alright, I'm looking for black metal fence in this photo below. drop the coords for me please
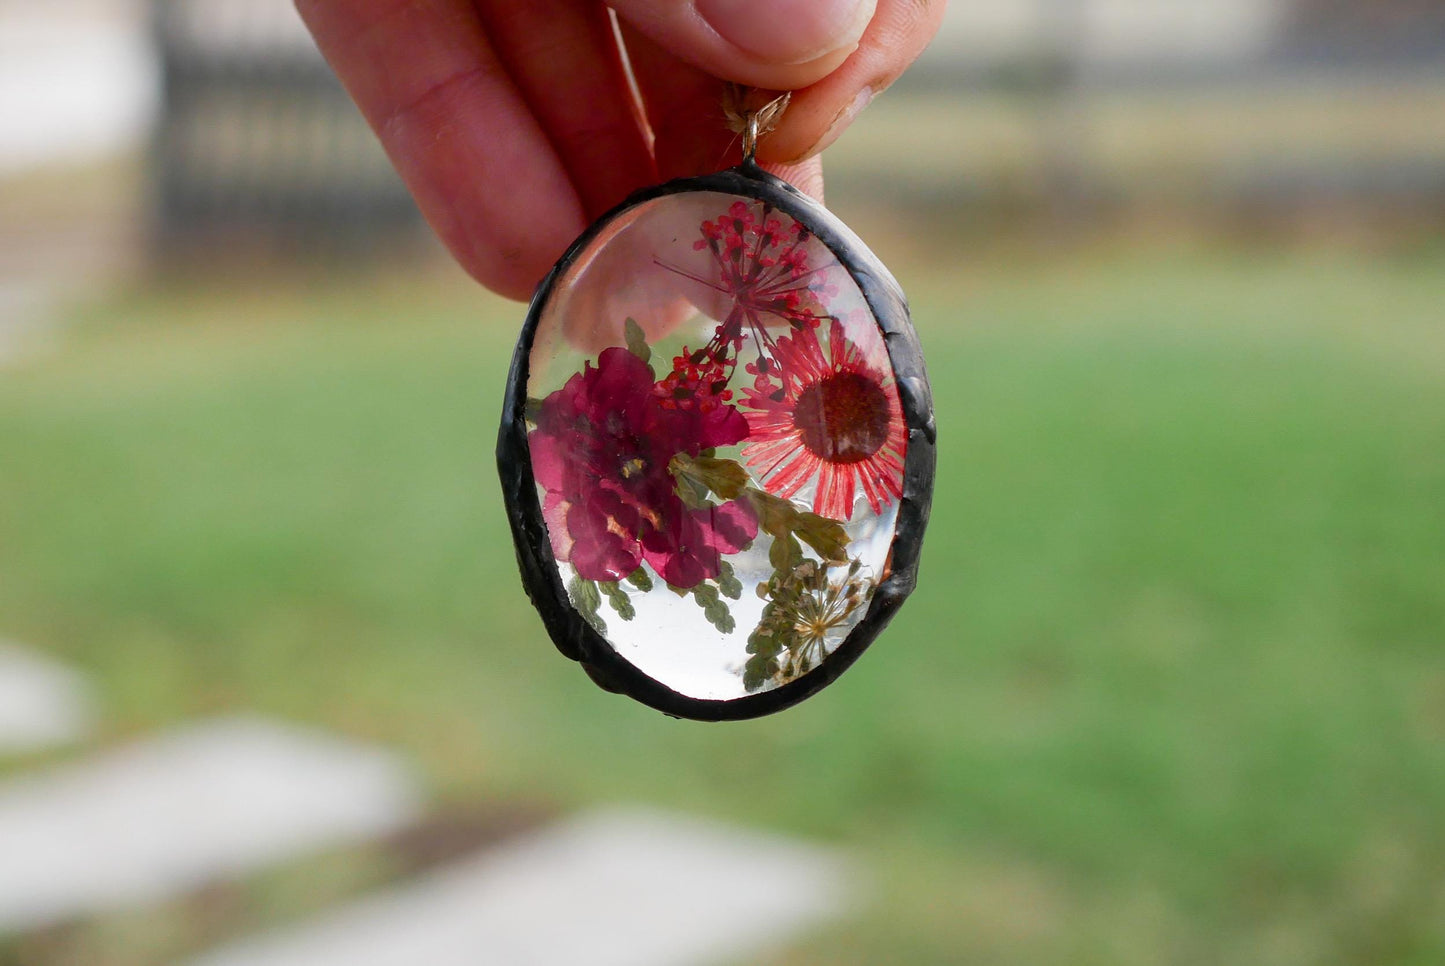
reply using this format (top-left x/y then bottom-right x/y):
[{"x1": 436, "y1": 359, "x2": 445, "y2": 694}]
[{"x1": 149, "y1": 0, "x2": 422, "y2": 258}]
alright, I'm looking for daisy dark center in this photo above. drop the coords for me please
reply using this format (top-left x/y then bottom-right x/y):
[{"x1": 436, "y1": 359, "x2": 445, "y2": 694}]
[{"x1": 792, "y1": 370, "x2": 891, "y2": 464}]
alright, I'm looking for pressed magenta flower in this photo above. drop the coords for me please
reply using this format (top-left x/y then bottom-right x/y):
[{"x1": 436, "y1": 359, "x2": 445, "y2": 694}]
[
  {"x1": 740, "y1": 320, "x2": 906, "y2": 522},
  {"x1": 530, "y1": 347, "x2": 757, "y2": 587}
]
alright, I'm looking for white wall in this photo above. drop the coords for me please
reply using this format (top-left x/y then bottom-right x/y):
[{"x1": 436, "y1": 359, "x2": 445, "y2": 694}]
[{"x1": 0, "y1": 0, "x2": 157, "y2": 174}]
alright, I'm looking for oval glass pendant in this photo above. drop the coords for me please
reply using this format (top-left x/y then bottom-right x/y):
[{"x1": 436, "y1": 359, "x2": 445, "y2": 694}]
[{"x1": 498, "y1": 162, "x2": 934, "y2": 720}]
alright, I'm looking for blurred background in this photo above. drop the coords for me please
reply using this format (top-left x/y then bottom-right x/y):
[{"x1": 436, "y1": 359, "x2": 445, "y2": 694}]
[{"x1": 2, "y1": 1, "x2": 1444, "y2": 964}]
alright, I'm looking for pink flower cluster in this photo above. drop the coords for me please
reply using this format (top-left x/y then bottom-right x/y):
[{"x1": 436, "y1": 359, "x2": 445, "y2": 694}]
[
  {"x1": 694, "y1": 201, "x2": 826, "y2": 332},
  {"x1": 653, "y1": 343, "x2": 735, "y2": 415}
]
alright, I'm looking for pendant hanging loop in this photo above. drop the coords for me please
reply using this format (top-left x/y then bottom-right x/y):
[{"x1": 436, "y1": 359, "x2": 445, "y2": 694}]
[
  {"x1": 723, "y1": 85, "x2": 791, "y2": 165},
  {"x1": 742, "y1": 112, "x2": 761, "y2": 164}
]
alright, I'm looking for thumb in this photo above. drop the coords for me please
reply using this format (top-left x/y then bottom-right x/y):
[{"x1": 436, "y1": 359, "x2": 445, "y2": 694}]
[{"x1": 608, "y1": 0, "x2": 876, "y2": 92}]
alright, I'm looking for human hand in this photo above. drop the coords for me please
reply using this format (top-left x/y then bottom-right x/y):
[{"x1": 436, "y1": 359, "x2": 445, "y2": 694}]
[{"x1": 298, "y1": 0, "x2": 946, "y2": 301}]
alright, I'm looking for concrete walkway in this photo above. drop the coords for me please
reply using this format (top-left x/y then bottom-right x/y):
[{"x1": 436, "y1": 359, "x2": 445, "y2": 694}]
[
  {"x1": 0, "y1": 716, "x2": 422, "y2": 933},
  {"x1": 185, "y1": 807, "x2": 849, "y2": 966},
  {"x1": 0, "y1": 641, "x2": 94, "y2": 754},
  {"x1": 0, "y1": 646, "x2": 850, "y2": 962}
]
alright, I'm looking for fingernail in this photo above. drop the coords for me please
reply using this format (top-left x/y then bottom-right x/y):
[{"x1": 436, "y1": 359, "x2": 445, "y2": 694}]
[
  {"x1": 696, "y1": 0, "x2": 874, "y2": 66},
  {"x1": 807, "y1": 85, "x2": 873, "y2": 157}
]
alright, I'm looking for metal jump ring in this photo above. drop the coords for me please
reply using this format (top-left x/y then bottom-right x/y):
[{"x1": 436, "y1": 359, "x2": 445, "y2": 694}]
[
  {"x1": 725, "y1": 86, "x2": 790, "y2": 165},
  {"x1": 742, "y1": 112, "x2": 761, "y2": 164}
]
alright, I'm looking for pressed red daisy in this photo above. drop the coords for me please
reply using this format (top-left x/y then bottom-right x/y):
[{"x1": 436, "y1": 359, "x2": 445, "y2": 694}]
[{"x1": 740, "y1": 320, "x2": 906, "y2": 522}]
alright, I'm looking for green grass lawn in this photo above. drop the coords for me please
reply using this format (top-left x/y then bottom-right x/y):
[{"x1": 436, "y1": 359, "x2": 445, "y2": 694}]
[{"x1": 1, "y1": 245, "x2": 1443, "y2": 965}]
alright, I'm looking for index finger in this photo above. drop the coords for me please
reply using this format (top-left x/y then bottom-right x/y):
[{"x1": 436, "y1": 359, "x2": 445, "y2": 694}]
[{"x1": 297, "y1": 0, "x2": 586, "y2": 300}]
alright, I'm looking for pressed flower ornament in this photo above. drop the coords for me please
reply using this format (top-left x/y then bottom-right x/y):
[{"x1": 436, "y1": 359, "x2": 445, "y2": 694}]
[{"x1": 498, "y1": 89, "x2": 935, "y2": 720}]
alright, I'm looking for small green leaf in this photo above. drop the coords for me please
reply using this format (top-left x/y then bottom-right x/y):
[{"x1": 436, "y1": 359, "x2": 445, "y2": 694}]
[
  {"x1": 749, "y1": 489, "x2": 797, "y2": 538},
  {"x1": 623, "y1": 317, "x2": 651, "y2": 363},
  {"x1": 690, "y1": 584, "x2": 735, "y2": 633},
  {"x1": 673, "y1": 472, "x2": 712, "y2": 510},
  {"x1": 794, "y1": 511, "x2": 849, "y2": 562},
  {"x1": 625, "y1": 567, "x2": 653, "y2": 592},
  {"x1": 706, "y1": 602, "x2": 735, "y2": 634},
  {"x1": 598, "y1": 581, "x2": 635, "y2": 621},
  {"x1": 568, "y1": 575, "x2": 606, "y2": 634},
  {"x1": 743, "y1": 653, "x2": 776, "y2": 692},
  {"x1": 692, "y1": 457, "x2": 750, "y2": 499},
  {"x1": 768, "y1": 533, "x2": 803, "y2": 572},
  {"x1": 716, "y1": 560, "x2": 743, "y2": 600},
  {"x1": 670, "y1": 453, "x2": 750, "y2": 502}
]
